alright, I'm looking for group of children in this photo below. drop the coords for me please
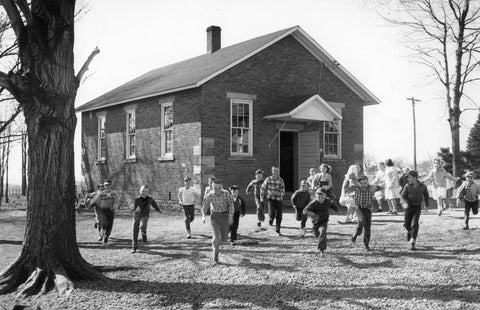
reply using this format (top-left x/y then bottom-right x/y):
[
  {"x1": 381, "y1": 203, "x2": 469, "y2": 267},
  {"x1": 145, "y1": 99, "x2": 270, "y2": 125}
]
[
  {"x1": 84, "y1": 160, "x2": 479, "y2": 260},
  {"x1": 295, "y1": 159, "x2": 479, "y2": 252}
]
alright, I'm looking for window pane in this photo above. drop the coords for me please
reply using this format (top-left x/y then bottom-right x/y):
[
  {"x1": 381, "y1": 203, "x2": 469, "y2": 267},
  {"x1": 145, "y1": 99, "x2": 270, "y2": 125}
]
[
  {"x1": 326, "y1": 121, "x2": 339, "y2": 133},
  {"x1": 231, "y1": 128, "x2": 237, "y2": 153},
  {"x1": 243, "y1": 108, "x2": 249, "y2": 128},
  {"x1": 100, "y1": 138, "x2": 106, "y2": 158},
  {"x1": 129, "y1": 135, "x2": 135, "y2": 156},
  {"x1": 232, "y1": 114, "x2": 238, "y2": 127},
  {"x1": 100, "y1": 117, "x2": 106, "y2": 138},
  {"x1": 230, "y1": 100, "x2": 252, "y2": 155},
  {"x1": 128, "y1": 113, "x2": 135, "y2": 134},
  {"x1": 164, "y1": 130, "x2": 172, "y2": 154},
  {"x1": 232, "y1": 103, "x2": 238, "y2": 116},
  {"x1": 242, "y1": 129, "x2": 249, "y2": 153},
  {"x1": 164, "y1": 106, "x2": 173, "y2": 129}
]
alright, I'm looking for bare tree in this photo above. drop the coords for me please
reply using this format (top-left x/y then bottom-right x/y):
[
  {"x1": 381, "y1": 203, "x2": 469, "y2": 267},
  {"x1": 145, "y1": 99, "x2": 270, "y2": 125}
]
[
  {"x1": 0, "y1": 12, "x2": 23, "y2": 135},
  {"x1": 0, "y1": 0, "x2": 101, "y2": 297},
  {"x1": 378, "y1": 0, "x2": 480, "y2": 178},
  {"x1": 363, "y1": 153, "x2": 379, "y2": 174},
  {"x1": 417, "y1": 159, "x2": 433, "y2": 176}
]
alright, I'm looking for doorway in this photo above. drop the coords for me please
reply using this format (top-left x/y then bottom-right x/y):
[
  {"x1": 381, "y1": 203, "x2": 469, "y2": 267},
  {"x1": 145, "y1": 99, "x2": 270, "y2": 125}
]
[{"x1": 279, "y1": 131, "x2": 298, "y2": 192}]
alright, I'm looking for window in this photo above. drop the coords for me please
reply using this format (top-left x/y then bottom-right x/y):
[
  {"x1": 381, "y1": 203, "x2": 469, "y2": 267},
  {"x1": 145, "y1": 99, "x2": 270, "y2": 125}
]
[
  {"x1": 161, "y1": 102, "x2": 173, "y2": 157},
  {"x1": 230, "y1": 99, "x2": 253, "y2": 156},
  {"x1": 126, "y1": 110, "x2": 136, "y2": 159},
  {"x1": 324, "y1": 120, "x2": 341, "y2": 158},
  {"x1": 97, "y1": 115, "x2": 106, "y2": 160}
]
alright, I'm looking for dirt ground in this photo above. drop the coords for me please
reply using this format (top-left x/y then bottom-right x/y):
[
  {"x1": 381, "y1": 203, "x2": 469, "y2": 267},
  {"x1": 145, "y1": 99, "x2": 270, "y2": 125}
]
[{"x1": 0, "y1": 202, "x2": 479, "y2": 310}]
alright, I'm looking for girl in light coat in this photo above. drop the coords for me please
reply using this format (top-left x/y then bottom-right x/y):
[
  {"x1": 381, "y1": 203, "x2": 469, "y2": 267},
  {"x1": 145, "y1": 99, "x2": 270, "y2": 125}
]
[{"x1": 339, "y1": 164, "x2": 361, "y2": 223}]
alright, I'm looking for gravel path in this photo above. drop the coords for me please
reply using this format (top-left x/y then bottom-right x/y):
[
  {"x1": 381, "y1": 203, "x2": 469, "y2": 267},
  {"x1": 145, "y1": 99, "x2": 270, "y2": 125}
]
[{"x1": 0, "y1": 206, "x2": 479, "y2": 309}]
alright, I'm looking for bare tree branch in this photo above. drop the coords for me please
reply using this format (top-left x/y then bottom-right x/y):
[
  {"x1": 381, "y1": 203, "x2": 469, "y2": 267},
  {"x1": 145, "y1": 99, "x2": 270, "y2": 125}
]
[
  {"x1": 0, "y1": 41, "x2": 17, "y2": 58},
  {"x1": 0, "y1": 104, "x2": 21, "y2": 134},
  {"x1": 75, "y1": 46, "x2": 100, "y2": 87},
  {"x1": 14, "y1": 0, "x2": 32, "y2": 25},
  {"x1": 0, "y1": 71, "x2": 11, "y2": 90},
  {"x1": 0, "y1": 136, "x2": 21, "y2": 145},
  {"x1": 463, "y1": 77, "x2": 480, "y2": 83},
  {"x1": 461, "y1": 107, "x2": 480, "y2": 112},
  {"x1": 381, "y1": 0, "x2": 480, "y2": 177},
  {"x1": 0, "y1": 0, "x2": 24, "y2": 39}
]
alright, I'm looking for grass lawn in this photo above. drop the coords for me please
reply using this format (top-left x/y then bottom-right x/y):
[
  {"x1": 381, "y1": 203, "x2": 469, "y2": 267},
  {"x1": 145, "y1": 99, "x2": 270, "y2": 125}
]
[{"x1": 0, "y1": 203, "x2": 479, "y2": 309}]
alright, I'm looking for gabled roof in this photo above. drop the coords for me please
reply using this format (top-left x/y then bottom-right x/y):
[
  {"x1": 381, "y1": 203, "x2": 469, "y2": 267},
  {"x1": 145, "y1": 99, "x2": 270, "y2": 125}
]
[
  {"x1": 76, "y1": 26, "x2": 380, "y2": 113},
  {"x1": 264, "y1": 94, "x2": 342, "y2": 122}
]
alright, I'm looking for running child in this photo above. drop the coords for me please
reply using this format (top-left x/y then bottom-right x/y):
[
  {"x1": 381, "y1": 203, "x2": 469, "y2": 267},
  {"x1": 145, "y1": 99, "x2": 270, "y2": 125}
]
[
  {"x1": 303, "y1": 188, "x2": 339, "y2": 255},
  {"x1": 178, "y1": 176, "x2": 199, "y2": 239},
  {"x1": 291, "y1": 180, "x2": 311, "y2": 236},
  {"x1": 246, "y1": 169, "x2": 265, "y2": 227},
  {"x1": 229, "y1": 185, "x2": 246, "y2": 244}
]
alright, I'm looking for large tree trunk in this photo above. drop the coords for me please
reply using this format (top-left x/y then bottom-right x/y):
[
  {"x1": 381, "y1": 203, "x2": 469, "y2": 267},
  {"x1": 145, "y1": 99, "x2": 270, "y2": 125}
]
[
  {"x1": 0, "y1": 98, "x2": 105, "y2": 297},
  {"x1": 450, "y1": 113, "x2": 462, "y2": 179},
  {"x1": 0, "y1": 0, "x2": 105, "y2": 297}
]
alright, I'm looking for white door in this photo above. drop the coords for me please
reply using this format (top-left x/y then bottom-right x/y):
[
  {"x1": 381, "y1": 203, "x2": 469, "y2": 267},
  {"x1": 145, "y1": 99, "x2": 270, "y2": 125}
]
[{"x1": 298, "y1": 131, "x2": 320, "y2": 183}]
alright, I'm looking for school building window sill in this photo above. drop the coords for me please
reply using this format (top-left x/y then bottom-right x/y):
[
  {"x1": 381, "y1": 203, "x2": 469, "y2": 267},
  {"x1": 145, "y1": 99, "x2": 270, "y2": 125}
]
[
  {"x1": 157, "y1": 155, "x2": 175, "y2": 162},
  {"x1": 124, "y1": 157, "x2": 137, "y2": 163},
  {"x1": 322, "y1": 157, "x2": 344, "y2": 163},
  {"x1": 227, "y1": 155, "x2": 256, "y2": 161},
  {"x1": 95, "y1": 159, "x2": 106, "y2": 165}
]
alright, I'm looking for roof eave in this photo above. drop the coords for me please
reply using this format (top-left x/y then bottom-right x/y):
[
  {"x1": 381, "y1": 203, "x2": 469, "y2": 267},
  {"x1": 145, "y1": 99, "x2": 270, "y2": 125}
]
[
  {"x1": 292, "y1": 28, "x2": 381, "y2": 106},
  {"x1": 264, "y1": 113, "x2": 291, "y2": 120},
  {"x1": 75, "y1": 84, "x2": 199, "y2": 113},
  {"x1": 77, "y1": 25, "x2": 381, "y2": 113}
]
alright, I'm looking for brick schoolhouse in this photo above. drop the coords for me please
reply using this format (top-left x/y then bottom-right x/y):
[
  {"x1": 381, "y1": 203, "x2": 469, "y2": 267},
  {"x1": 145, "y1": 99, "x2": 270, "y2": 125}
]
[{"x1": 76, "y1": 25, "x2": 380, "y2": 209}]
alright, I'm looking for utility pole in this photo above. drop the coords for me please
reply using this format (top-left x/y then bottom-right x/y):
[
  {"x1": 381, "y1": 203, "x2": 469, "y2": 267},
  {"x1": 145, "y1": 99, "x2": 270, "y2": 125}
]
[{"x1": 406, "y1": 97, "x2": 421, "y2": 170}]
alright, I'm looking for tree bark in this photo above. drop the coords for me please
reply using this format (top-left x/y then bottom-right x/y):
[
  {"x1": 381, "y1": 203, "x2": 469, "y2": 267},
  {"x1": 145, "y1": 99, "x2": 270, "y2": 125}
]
[
  {"x1": 0, "y1": 144, "x2": 4, "y2": 205},
  {"x1": 0, "y1": 98, "x2": 106, "y2": 297},
  {"x1": 5, "y1": 138, "x2": 8, "y2": 203},
  {"x1": 0, "y1": 0, "x2": 105, "y2": 297},
  {"x1": 21, "y1": 132, "x2": 27, "y2": 196}
]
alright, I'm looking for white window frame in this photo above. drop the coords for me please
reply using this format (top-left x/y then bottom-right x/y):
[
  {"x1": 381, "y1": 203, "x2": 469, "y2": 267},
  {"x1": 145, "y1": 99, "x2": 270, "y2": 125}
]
[
  {"x1": 160, "y1": 102, "x2": 173, "y2": 158},
  {"x1": 323, "y1": 120, "x2": 342, "y2": 158},
  {"x1": 126, "y1": 109, "x2": 136, "y2": 159},
  {"x1": 230, "y1": 99, "x2": 253, "y2": 156},
  {"x1": 97, "y1": 114, "x2": 106, "y2": 161}
]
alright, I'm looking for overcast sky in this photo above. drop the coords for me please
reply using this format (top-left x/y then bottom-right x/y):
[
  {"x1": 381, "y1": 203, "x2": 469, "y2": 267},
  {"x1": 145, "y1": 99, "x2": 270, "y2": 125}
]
[{"x1": 6, "y1": 0, "x2": 479, "y2": 185}]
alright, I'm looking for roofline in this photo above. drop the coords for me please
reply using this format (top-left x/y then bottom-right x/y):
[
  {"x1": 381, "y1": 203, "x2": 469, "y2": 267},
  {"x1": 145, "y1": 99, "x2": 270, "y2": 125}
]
[
  {"x1": 195, "y1": 26, "x2": 299, "y2": 87},
  {"x1": 75, "y1": 84, "x2": 198, "y2": 113},
  {"x1": 76, "y1": 26, "x2": 299, "y2": 113},
  {"x1": 264, "y1": 95, "x2": 343, "y2": 121},
  {"x1": 289, "y1": 95, "x2": 343, "y2": 120},
  {"x1": 77, "y1": 25, "x2": 380, "y2": 112},
  {"x1": 264, "y1": 113, "x2": 291, "y2": 120},
  {"x1": 292, "y1": 28, "x2": 381, "y2": 106}
]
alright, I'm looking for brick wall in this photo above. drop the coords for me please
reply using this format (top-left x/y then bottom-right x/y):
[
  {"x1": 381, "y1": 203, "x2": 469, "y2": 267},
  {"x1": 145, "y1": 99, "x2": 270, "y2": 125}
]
[
  {"x1": 81, "y1": 89, "x2": 202, "y2": 208},
  {"x1": 198, "y1": 35, "x2": 364, "y2": 209},
  {"x1": 81, "y1": 34, "x2": 367, "y2": 212}
]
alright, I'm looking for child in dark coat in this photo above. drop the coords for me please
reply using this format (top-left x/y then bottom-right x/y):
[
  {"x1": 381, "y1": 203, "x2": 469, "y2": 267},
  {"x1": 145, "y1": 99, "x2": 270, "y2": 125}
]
[
  {"x1": 291, "y1": 180, "x2": 312, "y2": 237},
  {"x1": 303, "y1": 188, "x2": 339, "y2": 255},
  {"x1": 229, "y1": 185, "x2": 246, "y2": 244}
]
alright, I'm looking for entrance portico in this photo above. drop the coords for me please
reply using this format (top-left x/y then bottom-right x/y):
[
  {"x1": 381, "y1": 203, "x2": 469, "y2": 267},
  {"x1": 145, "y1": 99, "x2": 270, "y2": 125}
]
[{"x1": 264, "y1": 94, "x2": 342, "y2": 191}]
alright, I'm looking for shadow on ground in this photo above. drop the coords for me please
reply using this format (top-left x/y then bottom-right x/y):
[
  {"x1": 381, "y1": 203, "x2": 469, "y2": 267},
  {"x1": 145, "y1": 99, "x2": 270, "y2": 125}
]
[{"x1": 76, "y1": 279, "x2": 480, "y2": 310}]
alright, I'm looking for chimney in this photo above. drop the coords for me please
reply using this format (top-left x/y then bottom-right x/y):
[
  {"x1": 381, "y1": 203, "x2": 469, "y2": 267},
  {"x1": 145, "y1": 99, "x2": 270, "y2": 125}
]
[{"x1": 206, "y1": 25, "x2": 221, "y2": 53}]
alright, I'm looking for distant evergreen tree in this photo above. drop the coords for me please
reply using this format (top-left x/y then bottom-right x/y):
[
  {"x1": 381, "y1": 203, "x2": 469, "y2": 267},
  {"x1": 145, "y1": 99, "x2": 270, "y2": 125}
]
[
  {"x1": 436, "y1": 147, "x2": 469, "y2": 176},
  {"x1": 465, "y1": 111, "x2": 480, "y2": 173},
  {"x1": 437, "y1": 147, "x2": 453, "y2": 174}
]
